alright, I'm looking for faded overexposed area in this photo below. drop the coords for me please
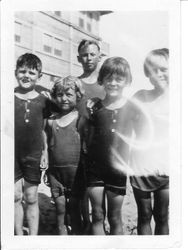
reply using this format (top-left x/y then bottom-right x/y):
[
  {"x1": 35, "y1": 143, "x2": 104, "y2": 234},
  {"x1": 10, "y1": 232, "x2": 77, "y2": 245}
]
[{"x1": 100, "y1": 11, "x2": 168, "y2": 96}]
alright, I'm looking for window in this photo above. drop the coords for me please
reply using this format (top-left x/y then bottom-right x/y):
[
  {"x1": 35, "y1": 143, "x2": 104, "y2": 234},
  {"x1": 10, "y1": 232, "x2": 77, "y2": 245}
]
[
  {"x1": 15, "y1": 22, "x2": 21, "y2": 43},
  {"x1": 54, "y1": 11, "x2": 61, "y2": 17},
  {"x1": 43, "y1": 33, "x2": 63, "y2": 57},
  {"x1": 87, "y1": 23, "x2": 91, "y2": 32},
  {"x1": 87, "y1": 12, "x2": 93, "y2": 19},
  {"x1": 54, "y1": 38, "x2": 62, "y2": 57},
  {"x1": 43, "y1": 34, "x2": 52, "y2": 53},
  {"x1": 79, "y1": 18, "x2": 84, "y2": 28}
]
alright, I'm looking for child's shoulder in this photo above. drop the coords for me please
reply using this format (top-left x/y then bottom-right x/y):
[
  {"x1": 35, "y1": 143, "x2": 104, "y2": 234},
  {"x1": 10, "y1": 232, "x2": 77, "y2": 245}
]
[
  {"x1": 47, "y1": 113, "x2": 59, "y2": 121},
  {"x1": 132, "y1": 89, "x2": 153, "y2": 103},
  {"x1": 90, "y1": 97, "x2": 103, "y2": 111}
]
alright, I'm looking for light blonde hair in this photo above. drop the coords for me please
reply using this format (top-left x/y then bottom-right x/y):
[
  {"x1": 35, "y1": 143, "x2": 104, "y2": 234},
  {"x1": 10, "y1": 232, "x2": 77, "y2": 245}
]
[{"x1": 51, "y1": 75, "x2": 85, "y2": 101}]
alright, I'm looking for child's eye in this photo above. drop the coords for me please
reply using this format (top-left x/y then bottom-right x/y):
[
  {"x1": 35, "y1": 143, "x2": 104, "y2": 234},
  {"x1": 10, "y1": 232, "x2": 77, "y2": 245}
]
[
  {"x1": 19, "y1": 70, "x2": 26, "y2": 74},
  {"x1": 161, "y1": 68, "x2": 168, "y2": 72},
  {"x1": 116, "y1": 78, "x2": 124, "y2": 82},
  {"x1": 29, "y1": 71, "x2": 36, "y2": 75}
]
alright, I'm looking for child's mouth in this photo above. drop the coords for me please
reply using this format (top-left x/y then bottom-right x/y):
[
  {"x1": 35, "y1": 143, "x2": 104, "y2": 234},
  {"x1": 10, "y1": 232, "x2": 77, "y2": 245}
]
[{"x1": 22, "y1": 79, "x2": 30, "y2": 83}]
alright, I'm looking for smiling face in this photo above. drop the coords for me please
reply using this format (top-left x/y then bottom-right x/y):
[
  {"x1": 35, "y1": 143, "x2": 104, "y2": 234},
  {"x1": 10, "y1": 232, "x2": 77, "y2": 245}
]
[
  {"x1": 103, "y1": 74, "x2": 127, "y2": 100},
  {"x1": 77, "y1": 44, "x2": 101, "y2": 73},
  {"x1": 147, "y1": 55, "x2": 169, "y2": 91},
  {"x1": 16, "y1": 66, "x2": 41, "y2": 91},
  {"x1": 55, "y1": 87, "x2": 77, "y2": 113}
]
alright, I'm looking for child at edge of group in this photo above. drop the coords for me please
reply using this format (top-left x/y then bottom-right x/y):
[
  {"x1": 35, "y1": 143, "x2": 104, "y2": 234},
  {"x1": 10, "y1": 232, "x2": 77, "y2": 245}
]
[
  {"x1": 14, "y1": 53, "x2": 50, "y2": 235},
  {"x1": 130, "y1": 48, "x2": 169, "y2": 235},
  {"x1": 45, "y1": 76, "x2": 85, "y2": 235},
  {"x1": 85, "y1": 56, "x2": 135, "y2": 235}
]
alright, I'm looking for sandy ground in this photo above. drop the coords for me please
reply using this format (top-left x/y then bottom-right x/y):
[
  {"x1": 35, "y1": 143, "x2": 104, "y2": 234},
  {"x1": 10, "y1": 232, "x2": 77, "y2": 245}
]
[{"x1": 36, "y1": 178, "x2": 138, "y2": 235}]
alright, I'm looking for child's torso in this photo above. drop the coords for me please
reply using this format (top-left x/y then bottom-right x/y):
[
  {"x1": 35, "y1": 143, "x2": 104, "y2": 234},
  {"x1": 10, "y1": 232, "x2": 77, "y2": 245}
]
[
  {"x1": 88, "y1": 100, "x2": 135, "y2": 167},
  {"x1": 131, "y1": 92, "x2": 169, "y2": 177},
  {"x1": 80, "y1": 79, "x2": 105, "y2": 100},
  {"x1": 15, "y1": 94, "x2": 49, "y2": 155},
  {"x1": 48, "y1": 116, "x2": 81, "y2": 167}
]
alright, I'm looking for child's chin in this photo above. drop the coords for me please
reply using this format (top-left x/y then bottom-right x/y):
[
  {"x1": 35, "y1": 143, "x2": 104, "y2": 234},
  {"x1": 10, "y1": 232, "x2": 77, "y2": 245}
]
[
  {"x1": 60, "y1": 106, "x2": 72, "y2": 112},
  {"x1": 20, "y1": 85, "x2": 35, "y2": 92}
]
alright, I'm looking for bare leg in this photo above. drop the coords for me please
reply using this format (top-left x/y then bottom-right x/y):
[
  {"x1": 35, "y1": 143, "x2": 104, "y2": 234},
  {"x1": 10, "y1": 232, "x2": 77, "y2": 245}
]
[
  {"x1": 24, "y1": 181, "x2": 39, "y2": 235},
  {"x1": 81, "y1": 191, "x2": 91, "y2": 234},
  {"x1": 55, "y1": 196, "x2": 67, "y2": 235},
  {"x1": 153, "y1": 188, "x2": 169, "y2": 235},
  {"x1": 133, "y1": 188, "x2": 152, "y2": 235},
  {"x1": 87, "y1": 186, "x2": 105, "y2": 235},
  {"x1": 14, "y1": 179, "x2": 24, "y2": 235},
  {"x1": 106, "y1": 190, "x2": 124, "y2": 235}
]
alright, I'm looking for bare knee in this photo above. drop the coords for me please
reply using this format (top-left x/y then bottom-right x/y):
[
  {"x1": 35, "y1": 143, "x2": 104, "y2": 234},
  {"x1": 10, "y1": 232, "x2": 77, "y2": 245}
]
[
  {"x1": 108, "y1": 209, "x2": 122, "y2": 226},
  {"x1": 55, "y1": 196, "x2": 66, "y2": 215},
  {"x1": 92, "y1": 207, "x2": 104, "y2": 223},
  {"x1": 15, "y1": 189, "x2": 23, "y2": 203},
  {"x1": 138, "y1": 209, "x2": 152, "y2": 223},
  {"x1": 153, "y1": 210, "x2": 168, "y2": 224},
  {"x1": 24, "y1": 192, "x2": 38, "y2": 205}
]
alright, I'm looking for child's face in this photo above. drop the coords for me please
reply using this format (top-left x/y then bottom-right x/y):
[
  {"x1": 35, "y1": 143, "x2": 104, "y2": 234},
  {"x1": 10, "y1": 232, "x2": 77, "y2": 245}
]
[
  {"x1": 16, "y1": 66, "x2": 41, "y2": 91},
  {"x1": 103, "y1": 74, "x2": 127, "y2": 99},
  {"x1": 78, "y1": 44, "x2": 101, "y2": 73},
  {"x1": 148, "y1": 56, "x2": 169, "y2": 91},
  {"x1": 55, "y1": 87, "x2": 77, "y2": 113}
]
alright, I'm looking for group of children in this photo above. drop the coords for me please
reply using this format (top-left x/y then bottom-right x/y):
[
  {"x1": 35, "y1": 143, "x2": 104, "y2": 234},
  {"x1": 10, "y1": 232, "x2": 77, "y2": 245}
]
[{"x1": 14, "y1": 39, "x2": 169, "y2": 236}]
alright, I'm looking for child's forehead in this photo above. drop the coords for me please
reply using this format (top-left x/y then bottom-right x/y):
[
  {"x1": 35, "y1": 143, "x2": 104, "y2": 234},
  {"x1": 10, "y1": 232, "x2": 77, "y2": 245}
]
[
  {"x1": 56, "y1": 85, "x2": 75, "y2": 93},
  {"x1": 105, "y1": 73, "x2": 127, "y2": 79},
  {"x1": 17, "y1": 65, "x2": 38, "y2": 71},
  {"x1": 148, "y1": 55, "x2": 168, "y2": 68}
]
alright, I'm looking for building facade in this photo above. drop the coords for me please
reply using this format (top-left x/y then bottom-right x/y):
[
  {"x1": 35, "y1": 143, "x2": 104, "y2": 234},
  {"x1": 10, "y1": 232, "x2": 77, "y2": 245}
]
[{"x1": 15, "y1": 11, "x2": 110, "y2": 89}]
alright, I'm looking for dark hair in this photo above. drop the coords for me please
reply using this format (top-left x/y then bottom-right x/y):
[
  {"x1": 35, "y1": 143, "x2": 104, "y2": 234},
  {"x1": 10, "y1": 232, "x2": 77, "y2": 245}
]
[
  {"x1": 144, "y1": 48, "x2": 169, "y2": 77},
  {"x1": 97, "y1": 57, "x2": 132, "y2": 85},
  {"x1": 78, "y1": 39, "x2": 100, "y2": 53},
  {"x1": 51, "y1": 75, "x2": 85, "y2": 100},
  {"x1": 16, "y1": 53, "x2": 42, "y2": 73}
]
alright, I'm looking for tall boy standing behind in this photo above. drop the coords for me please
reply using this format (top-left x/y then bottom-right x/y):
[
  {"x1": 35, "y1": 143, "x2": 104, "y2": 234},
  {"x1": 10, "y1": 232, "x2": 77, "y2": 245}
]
[
  {"x1": 76, "y1": 40, "x2": 106, "y2": 233},
  {"x1": 77, "y1": 40, "x2": 106, "y2": 113},
  {"x1": 14, "y1": 53, "x2": 50, "y2": 235}
]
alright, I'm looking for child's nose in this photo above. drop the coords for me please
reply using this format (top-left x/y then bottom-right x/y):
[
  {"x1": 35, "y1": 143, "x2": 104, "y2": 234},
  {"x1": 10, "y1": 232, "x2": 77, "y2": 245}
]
[
  {"x1": 157, "y1": 69, "x2": 163, "y2": 76},
  {"x1": 24, "y1": 71, "x2": 30, "y2": 77},
  {"x1": 62, "y1": 95, "x2": 67, "y2": 101},
  {"x1": 110, "y1": 79, "x2": 116, "y2": 85},
  {"x1": 87, "y1": 54, "x2": 92, "y2": 60}
]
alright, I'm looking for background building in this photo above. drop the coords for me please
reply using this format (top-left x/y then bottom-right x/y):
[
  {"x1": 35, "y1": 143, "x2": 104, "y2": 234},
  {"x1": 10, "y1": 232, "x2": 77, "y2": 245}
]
[{"x1": 14, "y1": 11, "x2": 111, "y2": 89}]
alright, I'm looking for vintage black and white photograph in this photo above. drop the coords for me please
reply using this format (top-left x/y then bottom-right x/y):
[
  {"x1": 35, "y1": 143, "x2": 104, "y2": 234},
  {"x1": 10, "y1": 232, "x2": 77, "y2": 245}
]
[{"x1": 1, "y1": 0, "x2": 181, "y2": 249}]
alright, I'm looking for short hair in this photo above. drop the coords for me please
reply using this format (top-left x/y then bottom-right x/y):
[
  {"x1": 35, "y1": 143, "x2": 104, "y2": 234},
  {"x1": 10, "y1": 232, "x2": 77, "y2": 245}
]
[
  {"x1": 51, "y1": 75, "x2": 85, "y2": 100},
  {"x1": 144, "y1": 48, "x2": 169, "y2": 77},
  {"x1": 16, "y1": 53, "x2": 42, "y2": 73},
  {"x1": 97, "y1": 57, "x2": 132, "y2": 85},
  {"x1": 78, "y1": 39, "x2": 100, "y2": 53}
]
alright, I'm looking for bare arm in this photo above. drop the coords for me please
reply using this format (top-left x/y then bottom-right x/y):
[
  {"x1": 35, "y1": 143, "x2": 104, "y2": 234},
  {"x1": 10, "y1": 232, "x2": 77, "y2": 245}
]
[{"x1": 40, "y1": 119, "x2": 49, "y2": 171}]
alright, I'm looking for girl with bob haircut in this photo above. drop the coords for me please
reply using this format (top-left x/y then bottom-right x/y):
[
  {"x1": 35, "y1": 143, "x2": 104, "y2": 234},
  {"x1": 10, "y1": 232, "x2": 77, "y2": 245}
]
[{"x1": 85, "y1": 57, "x2": 136, "y2": 235}]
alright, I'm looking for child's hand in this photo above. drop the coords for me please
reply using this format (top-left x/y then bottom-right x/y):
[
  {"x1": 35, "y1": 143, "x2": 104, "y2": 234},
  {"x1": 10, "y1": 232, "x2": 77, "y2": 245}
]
[
  {"x1": 40, "y1": 150, "x2": 49, "y2": 171},
  {"x1": 42, "y1": 171, "x2": 50, "y2": 187},
  {"x1": 86, "y1": 99, "x2": 95, "y2": 113},
  {"x1": 41, "y1": 91, "x2": 52, "y2": 100},
  {"x1": 48, "y1": 174, "x2": 65, "y2": 196}
]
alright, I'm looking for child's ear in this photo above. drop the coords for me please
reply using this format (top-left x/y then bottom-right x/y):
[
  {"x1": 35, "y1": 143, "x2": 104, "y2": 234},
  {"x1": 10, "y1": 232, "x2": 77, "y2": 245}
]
[
  {"x1": 77, "y1": 55, "x2": 81, "y2": 63},
  {"x1": 38, "y1": 73, "x2": 43, "y2": 80},
  {"x1": 98, "y1": 53, "x2": 102, "y2": 62}
]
